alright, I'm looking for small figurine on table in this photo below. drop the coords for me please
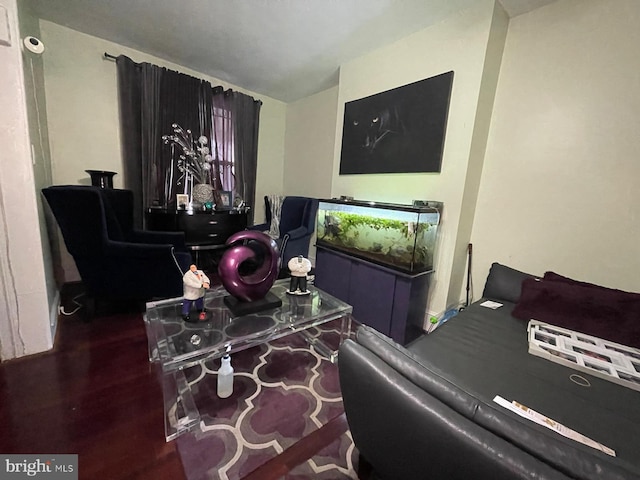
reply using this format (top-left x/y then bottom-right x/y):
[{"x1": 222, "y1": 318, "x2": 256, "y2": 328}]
[
  {"x1": 182, "y1": 264, "x2": 210, "y2": 322},
  {"x1": 287, "y1": 255, "x2": 312, "y2": 295}
]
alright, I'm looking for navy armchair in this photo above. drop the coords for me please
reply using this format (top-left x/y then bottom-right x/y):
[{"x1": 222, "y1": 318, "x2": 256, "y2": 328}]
[
  {"x1": 250, "y1": 195, "x2": 319, "y2": 268},
  {"x1": 42, "y1": 186, "x2": 192, "y2": 317}
]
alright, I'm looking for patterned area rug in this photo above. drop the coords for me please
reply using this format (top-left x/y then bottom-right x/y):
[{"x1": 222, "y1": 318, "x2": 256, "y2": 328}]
[
  {"x1": 177, "y1": 321, "x2": 358, "y2": 480},
  {"x1": 285, "y1": 429, "x2": 360, "y2": 479}
]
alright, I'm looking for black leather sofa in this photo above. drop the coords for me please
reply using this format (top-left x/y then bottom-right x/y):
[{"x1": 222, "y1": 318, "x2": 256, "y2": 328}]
[{"x1": 338, "y1": 263, "x2": 640, "y2": 480}]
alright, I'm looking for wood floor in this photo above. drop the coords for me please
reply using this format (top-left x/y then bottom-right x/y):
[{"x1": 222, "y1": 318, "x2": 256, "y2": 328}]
[{"x1": 0, "y1": 287, "x2": 361, "y2": 479}]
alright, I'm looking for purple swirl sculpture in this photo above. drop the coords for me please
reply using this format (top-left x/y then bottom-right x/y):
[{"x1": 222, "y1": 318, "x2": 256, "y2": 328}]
[{"x1": 218, "y1": 230, "x2": 281, "y2": 302}]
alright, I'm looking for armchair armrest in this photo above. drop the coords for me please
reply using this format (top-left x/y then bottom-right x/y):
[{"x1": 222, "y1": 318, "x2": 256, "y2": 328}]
[
  {"x1": 127, "y1": 229, "x2": 187, "y2": 250},
  {"x1": 248, "y1": 222, "x2": 270, "y2": 232},
  {"x1": 105, "y1": 240, "x2": 179, "y2": 259},
  {"x1": 283, "y1": 226, "x2": 309, "y2": 240}
]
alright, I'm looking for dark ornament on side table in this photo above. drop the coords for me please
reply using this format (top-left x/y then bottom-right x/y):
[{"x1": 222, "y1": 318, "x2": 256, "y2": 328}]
[
  {"x1": 218, "y1": 230, "x2": 282, "y2": 316},
  {"x1": 86, "y1": 170, "x2": 117, "y2": 189}
]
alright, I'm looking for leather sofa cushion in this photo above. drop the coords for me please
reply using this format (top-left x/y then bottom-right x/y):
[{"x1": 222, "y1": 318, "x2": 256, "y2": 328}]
[{"x1": 482, "y1": 262, "x2": 538, "y2": 303}]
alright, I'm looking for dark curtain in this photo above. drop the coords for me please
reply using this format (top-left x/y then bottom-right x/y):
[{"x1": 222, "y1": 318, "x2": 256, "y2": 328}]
[
  {"x1": 231, "y1": 91, "x2": 261, "y2": 224},
  {"x1": 116, "y1": 56, "x2": 260, "y2": 227},
  {"x1": 156, "y1": 68, "x2": 212, "y2": 209},
  {"x1": 116, "y1": 56, "x2": 143, "y2": 227},
  {"x1": 117, "y1": 57, "x2": 214, "y2": 226},
  {"x1": 140, "y1": 63, "x2": 162, "y2": 219}
]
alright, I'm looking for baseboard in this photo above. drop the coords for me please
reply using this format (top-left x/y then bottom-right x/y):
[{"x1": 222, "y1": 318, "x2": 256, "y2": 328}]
[{"x1": 50, "y1": 289, "x2": 60, "y2": 344}]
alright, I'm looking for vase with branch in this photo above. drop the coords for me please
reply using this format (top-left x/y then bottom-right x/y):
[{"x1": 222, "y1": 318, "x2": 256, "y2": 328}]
[{"x1": 162, "y1": 123, "x2": 215, "y2": 206}]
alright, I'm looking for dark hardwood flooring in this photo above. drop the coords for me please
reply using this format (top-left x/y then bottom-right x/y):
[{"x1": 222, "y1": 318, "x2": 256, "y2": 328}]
[{"x1": 0, "y1": 285, "x2": 364, "y2": 479}]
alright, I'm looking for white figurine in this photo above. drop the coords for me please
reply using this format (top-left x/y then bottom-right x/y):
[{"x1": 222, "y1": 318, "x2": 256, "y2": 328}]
[
  {"x1": 182, "y1": 264, "x2": 210, "y2": 322},
  {"x1": 287, "y1": 255, "x2": 312, "y2": 295}
]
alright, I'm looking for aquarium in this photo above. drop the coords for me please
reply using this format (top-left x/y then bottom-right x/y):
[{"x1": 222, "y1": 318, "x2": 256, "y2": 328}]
[{"x1": 316, "y1": 199, "x2": 442, "y2": 274}]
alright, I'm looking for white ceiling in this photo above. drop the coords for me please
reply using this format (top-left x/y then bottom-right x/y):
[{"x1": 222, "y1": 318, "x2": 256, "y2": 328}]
[{"x1": 24, "y1": 0, "x2": 556, "y2": 103}]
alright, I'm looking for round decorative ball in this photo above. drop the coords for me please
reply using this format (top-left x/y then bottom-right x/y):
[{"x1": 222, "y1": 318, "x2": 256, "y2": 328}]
[{"x1": 192, "y1": 183, "x2": 214, "y2": 204}]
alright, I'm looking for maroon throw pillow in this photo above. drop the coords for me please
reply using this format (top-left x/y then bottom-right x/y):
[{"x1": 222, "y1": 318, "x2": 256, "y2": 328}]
[
  {"x1": 544, "y1": 271, "x2": 610, "y2": 290},
  {"x1": 513, "y1": 277, "x2": 640, "y2": 349}
]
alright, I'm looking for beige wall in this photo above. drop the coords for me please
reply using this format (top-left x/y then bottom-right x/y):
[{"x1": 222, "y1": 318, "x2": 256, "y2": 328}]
[
  {"x1": 470, "y1": 0, "x2": 640, "y2": 298},
  {"x1": 0, "y1": 0, "x2": 53, "y2": 359},
  {"x1": 254, "y1": 99, "x2": 286, "y2": 221},
  {"x1": 39, "y1": 20, "x2": 286, "y2": 214},
  {"x1": 283, "y1": 86, "x2": 338, "y2": 199},
  {"x1": 283, "y1": 86, "x2": 339, "y2": 262},
  {"x1": 330, "y1": 0, "x2": 501, "y2": 316}
]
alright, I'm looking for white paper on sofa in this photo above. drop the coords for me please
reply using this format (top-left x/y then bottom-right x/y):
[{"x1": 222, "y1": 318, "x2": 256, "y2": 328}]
[
  {"x1": 480, "y1": 300, "x2": 503, "y2": 309},
  {"x1": 493, "y1": 395, "x2": 616, "y2": 457}
]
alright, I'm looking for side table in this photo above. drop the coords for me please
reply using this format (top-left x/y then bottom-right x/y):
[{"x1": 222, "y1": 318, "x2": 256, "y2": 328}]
[
  {"x1": 146, "y1": 207, "x2": 249, "y2": 246},
  {"x1": 147, "y1": 208, "x2": 249, "y2": 271}
]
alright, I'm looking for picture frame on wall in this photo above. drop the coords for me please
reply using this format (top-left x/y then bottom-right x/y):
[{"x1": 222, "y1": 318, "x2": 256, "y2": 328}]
[{"x1": 339, "y1": 71, "x2": 454, "y2": 175}]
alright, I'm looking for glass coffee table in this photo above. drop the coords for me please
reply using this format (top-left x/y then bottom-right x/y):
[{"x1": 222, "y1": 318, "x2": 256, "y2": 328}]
[{"x1": 144, "y1": 279, "x2": 353, "y2": 441}]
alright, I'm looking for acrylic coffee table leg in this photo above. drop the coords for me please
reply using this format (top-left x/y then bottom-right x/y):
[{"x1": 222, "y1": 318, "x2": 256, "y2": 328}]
[
  {"x1": 301, "y1": 314, "x2": 352, "y2": 363},
  {"x1": 162, "y1": 368, "x2": 200, "y2": 442},
  {"x1": 330, "y1": 313, "x2": 353, "y2": 363},
  {"x1": 340, "y1": 313, "x2": 353, "y2": 344}
]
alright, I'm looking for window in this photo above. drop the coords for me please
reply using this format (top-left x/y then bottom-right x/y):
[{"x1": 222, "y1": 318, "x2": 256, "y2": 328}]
[{"x1": 210, "y1": 106, "x2": 235, "y2": 192}]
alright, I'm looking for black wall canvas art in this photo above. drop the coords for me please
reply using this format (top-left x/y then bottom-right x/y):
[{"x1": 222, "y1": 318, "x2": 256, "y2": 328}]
[{"x1": 339, "y1": 71, "x2": 454, "y2": 175}]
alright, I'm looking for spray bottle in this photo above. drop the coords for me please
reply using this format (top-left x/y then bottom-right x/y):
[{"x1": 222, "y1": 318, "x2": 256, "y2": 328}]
[{"x1": 217, "y1": 346, "x2": 234, "y2": 399}]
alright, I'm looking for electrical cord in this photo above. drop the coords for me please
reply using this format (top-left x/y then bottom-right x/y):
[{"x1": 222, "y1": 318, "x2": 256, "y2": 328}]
[{"x1": 59, "y1": 293, "x2": 85, "y2": 316}]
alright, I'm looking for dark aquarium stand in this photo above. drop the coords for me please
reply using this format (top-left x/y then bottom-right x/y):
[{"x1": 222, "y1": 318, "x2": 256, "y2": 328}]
[
  {"x1": 313, "y1": 199, "x2": 441, "y2": 345},
  {"x1": 314, "y1": 246, "x2": 430, "y2": 345}
]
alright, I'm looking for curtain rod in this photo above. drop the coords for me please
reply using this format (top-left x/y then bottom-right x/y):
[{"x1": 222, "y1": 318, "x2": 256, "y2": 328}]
[{"x1": 101, "y1": 51, "x2": 262, "y2": 105}]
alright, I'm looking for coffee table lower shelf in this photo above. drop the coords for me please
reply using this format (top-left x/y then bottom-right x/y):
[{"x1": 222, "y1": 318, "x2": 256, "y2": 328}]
[{"x1": 158, "y1": 322, "x2": 349, "y2": 441}]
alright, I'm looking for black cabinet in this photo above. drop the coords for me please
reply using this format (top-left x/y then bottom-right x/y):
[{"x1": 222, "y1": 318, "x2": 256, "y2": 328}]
[
  {"x1": 315, "y1": 246, "x2": 430, "y2": 345},
  {"x1": 146, "y1": 208, "x2": 248, "y2": 246}
]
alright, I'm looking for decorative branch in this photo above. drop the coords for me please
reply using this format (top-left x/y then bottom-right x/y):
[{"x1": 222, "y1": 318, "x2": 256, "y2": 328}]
[{"x1": 162, "y1": 123, "x2": 214, "y2": 185}]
